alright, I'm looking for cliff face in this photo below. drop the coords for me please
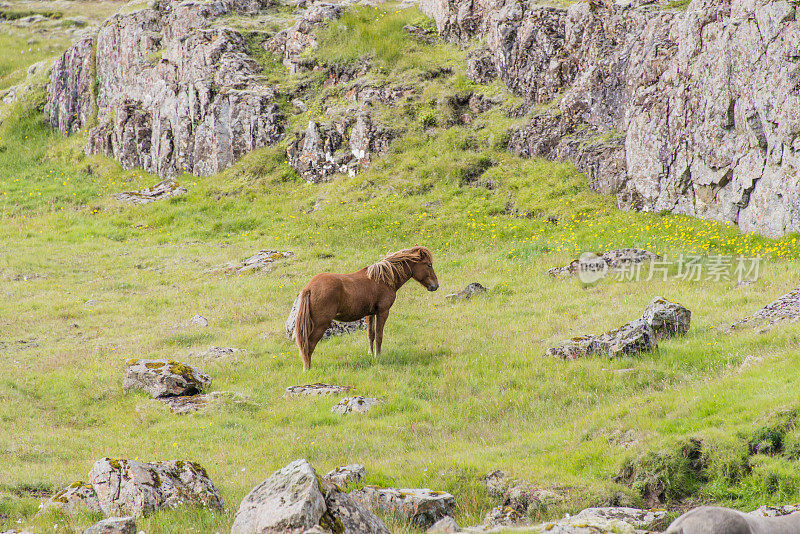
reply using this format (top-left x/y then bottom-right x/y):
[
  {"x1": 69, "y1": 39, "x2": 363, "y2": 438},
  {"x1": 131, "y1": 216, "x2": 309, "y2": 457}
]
[
  {"x1": 423, "y1": 0, "x2": 800, "y2": 237},
  {"x1": 46, "y1": 0, "x2": 284, "y2": 177}
]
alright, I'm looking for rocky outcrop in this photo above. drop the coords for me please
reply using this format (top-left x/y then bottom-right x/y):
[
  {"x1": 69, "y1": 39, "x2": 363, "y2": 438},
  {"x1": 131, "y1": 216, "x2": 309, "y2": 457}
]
[
  {"x1": 286, "y1": 114, "x2": 394, "y2": 183},
  {"x1": 46, "y1": 0, "x2": 283, "y2": 177},
  {"x1": 266, "y1": 3, "x2": 343, "y2": 73},
  {"x1": 123, "y1": 359, "x2": 211, "y2": 398},
  {"x1": 45, "y1": 36, "x2": 94, "y2": 135},
  {"x1": 422, "y1": 0, "x2": 800, "y2": 237},
  {"x1": 44, "y1": 458, "x2": 222, "y2": 518},
  {"x1": 547, "y1": 297, "x2": 690, "y2": 359},
  {"x1": 352, "y1": 486, "x2": 456, "y2": 529},
  {"x1": 286, "y1": 294, "x2": 365, "y2": 340},
  {"x1": 231, "y1": 459, "x2": 390, "y2": 534}
]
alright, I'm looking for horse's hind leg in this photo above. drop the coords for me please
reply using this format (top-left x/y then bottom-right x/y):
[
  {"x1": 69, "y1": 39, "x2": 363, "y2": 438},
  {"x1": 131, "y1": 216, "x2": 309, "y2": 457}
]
[
  {"x1": 367, "y1": 315, "x2": 375, "y2": 356},
  {"x1": 303, "y1": 323, "x2": 330, "y2": 371}
]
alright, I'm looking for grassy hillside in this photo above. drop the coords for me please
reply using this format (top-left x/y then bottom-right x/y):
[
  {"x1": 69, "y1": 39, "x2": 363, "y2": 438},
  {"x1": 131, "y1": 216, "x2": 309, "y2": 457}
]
[{"x1": 2, "y1": 2, "x2": 800, "y2": 533}]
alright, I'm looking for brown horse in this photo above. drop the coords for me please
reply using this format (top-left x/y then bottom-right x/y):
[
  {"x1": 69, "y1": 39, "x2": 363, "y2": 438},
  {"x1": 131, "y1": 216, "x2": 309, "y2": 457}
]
[{"x1": 295, "y1": 246, "x2": 439, "y2": 371}]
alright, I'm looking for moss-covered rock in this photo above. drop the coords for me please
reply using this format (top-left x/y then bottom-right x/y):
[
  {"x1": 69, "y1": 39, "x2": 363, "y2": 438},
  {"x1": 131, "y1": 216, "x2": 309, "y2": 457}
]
[{"x1": 122, "y1": 358, "x2": 211, "y2": 398}]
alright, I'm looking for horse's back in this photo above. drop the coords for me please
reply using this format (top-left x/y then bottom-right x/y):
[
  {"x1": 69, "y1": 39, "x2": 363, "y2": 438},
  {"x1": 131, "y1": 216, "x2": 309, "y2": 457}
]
[{"x1": 303, "y1": 270, "x2": 379, "y2": 322}]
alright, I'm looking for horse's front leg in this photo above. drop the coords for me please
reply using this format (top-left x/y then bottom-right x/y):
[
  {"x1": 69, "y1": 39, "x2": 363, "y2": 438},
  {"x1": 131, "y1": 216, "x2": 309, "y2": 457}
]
[
  {"x1": 375, "y1": 310, "x2": 389, "y2": 358},
  {"x1": 367, "y1": 314, "x2": 375, "y2": 356}
]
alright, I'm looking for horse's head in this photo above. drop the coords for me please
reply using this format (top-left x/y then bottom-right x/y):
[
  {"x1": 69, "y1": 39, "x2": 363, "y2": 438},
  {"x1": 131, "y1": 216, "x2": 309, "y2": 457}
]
[{"x1": 409, "y1": 246, "x2": 439, "y2": 292}]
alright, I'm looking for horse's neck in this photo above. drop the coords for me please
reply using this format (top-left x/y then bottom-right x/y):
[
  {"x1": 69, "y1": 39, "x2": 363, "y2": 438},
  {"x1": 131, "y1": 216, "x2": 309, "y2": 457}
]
[{"x1": 392, "y1": 266, "x2": 413, "y2": 290}]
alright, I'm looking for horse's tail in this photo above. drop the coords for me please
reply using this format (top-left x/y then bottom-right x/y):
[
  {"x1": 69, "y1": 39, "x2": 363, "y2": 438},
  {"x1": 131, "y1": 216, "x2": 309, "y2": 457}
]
[{"x1": 295, "y1": 289, "x2": 313, "y2": 361}]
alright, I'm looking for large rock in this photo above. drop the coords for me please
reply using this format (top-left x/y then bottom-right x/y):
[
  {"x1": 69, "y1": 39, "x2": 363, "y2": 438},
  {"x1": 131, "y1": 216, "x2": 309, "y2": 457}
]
[
  {"x1": 324, "y1": 464, "x2": 365, "y2": 487},
  {"x1": 88, "y1": 458, "x2": 222, "y2": 517},
  {"x1": 641, "y1": 297, "x2": 692, "y2": 341},
  {"x1": 422, "y1": 0, "x2": 800, "y2": 237},
  {"x1": 231, "y1": 459, "x2": 390, "y2": 534},
  {"x1": 232, "y1": 459, "x2": 326, "y2": 534},
  {"x1": 547, "y1": 297, "x2": 689, "y2": 360},
  {"x1": 47, "y1": 0, "x2": 283, "y2": 177},
  {"x1": 352, "y1": 486, "x2": 456, "y2": 529},
  {"x1": 572, "y1": 507, "x2": 668, "y2": 530},
  {"x1": 286, "y1": 294, "x2": 365, "y2": 340},
  {"x1": 44, "y1": 458, "x2": 221, "y2": 518},
  {"x1": 733, "y1": 287, "x2": 800, "y2": 329},
  {"x1": 83, "y1": 516, "x2": 136, "y2": 534},
  {"x1": 122, "y1": 359, "x2": 211, "y2": 398}
]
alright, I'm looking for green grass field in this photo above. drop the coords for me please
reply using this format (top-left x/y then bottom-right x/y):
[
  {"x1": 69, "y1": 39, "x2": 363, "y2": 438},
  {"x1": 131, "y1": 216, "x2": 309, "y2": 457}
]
[{"x1": 2, "y1": 1, "x2": 800, "y2": 533}]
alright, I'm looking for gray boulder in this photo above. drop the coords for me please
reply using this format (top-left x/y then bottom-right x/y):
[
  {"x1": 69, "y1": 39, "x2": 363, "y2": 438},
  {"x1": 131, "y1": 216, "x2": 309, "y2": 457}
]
[
  {"x1": 734, "y1": 287, "x2": 800, "y2": 329},
  {"x1": 548, "y1": 297, "x2": 689, "y2": 360},
  {"x1": 286, "y1": 295, "x2": 365, "y2": 340},
  {"x1": 352, "y1": 486, "x2": 456, "y2": 529},
  {"x1": 123, "y1": 359, "x2": 211, "y2": 398},
  {"x1": 324, "y1": 464, "x2": 365, "y2": 487},
  {"x1": 572, "y1": 507, "x2": 668, "y2": 530},
  {"x1": 331, "y1": 397, "x2": 379, "y2": 415},
  {"x1": 43, "y1": 459, "x2": 221, "y2": 518},
  {"x1": 641, "y1": 297, "x2": 691, "y2": 341},
  {"x1": 83, "y1": 516, "x2": 136, "y2": 534},
  {"x1": 324, "y1": 488, "x2": 391, "y2": 534},
  {"x1": 231, "y1": 459, "x2": 389, "y2": 534},
  {"x1": 232, "y1": 459, "x2": 326, "y2": 534},
  {"x1": 88, "y1": 458, "x2": 222, "y2": 517},
  {"x1": 479, "y1": 506, "x2": 530, "y2": 529}
]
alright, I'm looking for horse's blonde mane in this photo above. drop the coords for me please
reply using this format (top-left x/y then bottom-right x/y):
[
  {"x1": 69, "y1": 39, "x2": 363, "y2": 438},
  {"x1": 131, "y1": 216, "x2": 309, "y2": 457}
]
[{"x1": 366, "y1": 246, "x2": 432, "y2": 287}]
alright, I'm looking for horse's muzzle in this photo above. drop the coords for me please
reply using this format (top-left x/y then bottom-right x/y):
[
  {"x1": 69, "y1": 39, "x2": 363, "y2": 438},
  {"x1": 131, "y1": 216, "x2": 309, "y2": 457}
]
[{"x1": 428, "y1": 284, "x2": 439, "y2": 291}]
